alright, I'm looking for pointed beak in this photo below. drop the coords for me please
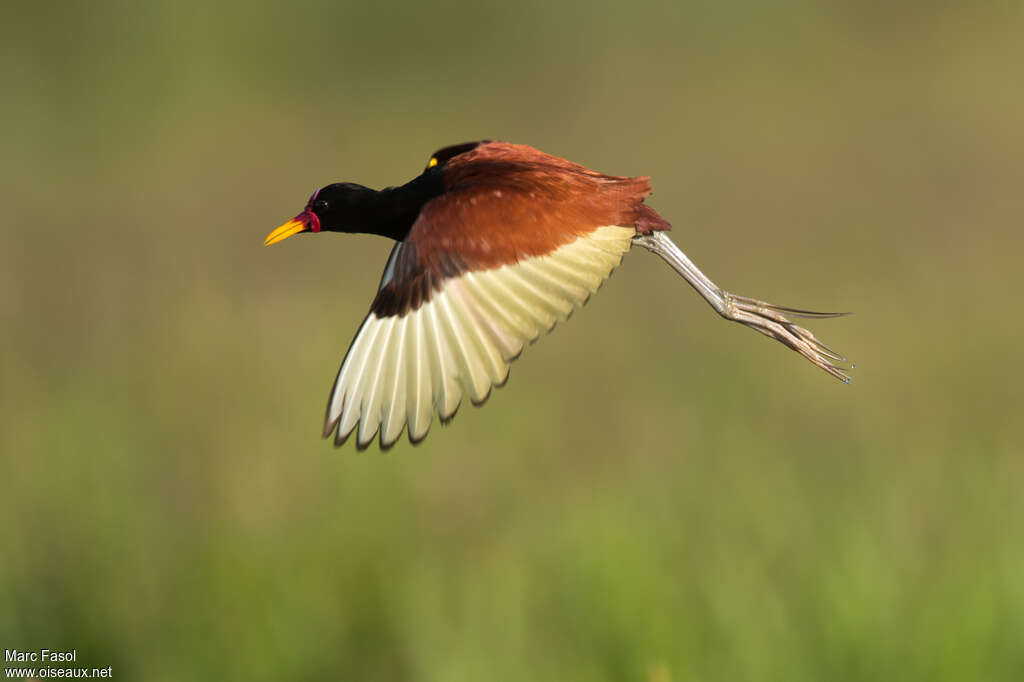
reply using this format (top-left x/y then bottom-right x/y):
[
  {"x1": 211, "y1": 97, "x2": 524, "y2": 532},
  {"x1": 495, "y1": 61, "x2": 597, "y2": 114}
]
[{"x1": 264, "y1": 217, "x2": 310, "y2": 246}]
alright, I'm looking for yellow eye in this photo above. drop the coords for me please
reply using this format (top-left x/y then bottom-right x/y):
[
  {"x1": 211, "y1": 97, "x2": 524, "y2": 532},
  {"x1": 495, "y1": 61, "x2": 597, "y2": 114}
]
[{"x1": 427, "y1": 157, "x2": 439, "y2": 168}]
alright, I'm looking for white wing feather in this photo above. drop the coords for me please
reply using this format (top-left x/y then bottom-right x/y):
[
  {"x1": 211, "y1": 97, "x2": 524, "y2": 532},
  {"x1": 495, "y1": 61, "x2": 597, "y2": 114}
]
[{"x1": 325, "y1": 225, "x2": 634, "y2": 448}]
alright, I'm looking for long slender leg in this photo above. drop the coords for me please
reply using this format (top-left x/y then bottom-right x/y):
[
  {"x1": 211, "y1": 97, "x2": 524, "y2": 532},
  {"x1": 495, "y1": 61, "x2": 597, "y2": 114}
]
[{"x1": 632, "y1": 231, "x2": 852, "y2": 383}]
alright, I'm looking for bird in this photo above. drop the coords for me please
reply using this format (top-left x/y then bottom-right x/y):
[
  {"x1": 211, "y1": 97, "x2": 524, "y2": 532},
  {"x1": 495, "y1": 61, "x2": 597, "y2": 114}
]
[{"x1": 265, "y1": 141, "x2": 851, "y2": 449}]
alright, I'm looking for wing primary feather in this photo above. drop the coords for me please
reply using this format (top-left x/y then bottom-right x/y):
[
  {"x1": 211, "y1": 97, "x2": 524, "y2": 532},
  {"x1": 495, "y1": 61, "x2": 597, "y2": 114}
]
[
  {"x1": 325, "y1": 314, "x2": 374, "y2": 437},
  {"x1": 380, "y1": 316, "x2": 408, "y2": 449},
  {"x1": 328, "y1": 226, "x2": 634, "y2": 448},
  {"x1": 406, "y1": 310, "x2": 433, "y2": 443},
  {"x1": 499, "y1": 266, "x2": 574, "y2": 324},
  {"x1": 355, "y1": 317, "x2": 396, "y2": 449},
  {"x1": 435, "y1": 291, "x2": 491, "y2": 404},
  {"x1": 447, "y1": 280, "x2": 507, "y2": 392},
  {"x1": 448, "y1": 278, "x2": 516, "y2": 382},
  {"x1": 485, "y1": 269, "x2": 557, "y2": 332},
  {"x1": 516, "y1": 258, "x2": 590, "y2": 304},
  {"x1": 334, "y1": 316, "x2": 387, "y2": 444},
  {"x1": 425, "y1": 299, "x2": 462, "y2": 420},
  {"x1": 530, "y1": 253, "x2": 602, "y2": 291},
  {"x1": 456, "y1": 273, "x2": 526, "y2": 361},
  {"x1": 467, "y1": 272, "x2": 540, "y2": 345}
]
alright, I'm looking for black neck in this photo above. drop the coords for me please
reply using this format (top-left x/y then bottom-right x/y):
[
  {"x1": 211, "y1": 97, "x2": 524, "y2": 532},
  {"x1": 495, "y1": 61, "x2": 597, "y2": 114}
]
[{"x1": 350, "y1": 170, "x2": 444, "y2": 241}]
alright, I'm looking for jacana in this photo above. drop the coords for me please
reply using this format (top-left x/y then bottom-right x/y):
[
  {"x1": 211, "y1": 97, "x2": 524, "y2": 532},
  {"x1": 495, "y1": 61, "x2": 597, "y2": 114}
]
[{"x1": 266, "y1": 141, "x2": 851, "y2": 449}]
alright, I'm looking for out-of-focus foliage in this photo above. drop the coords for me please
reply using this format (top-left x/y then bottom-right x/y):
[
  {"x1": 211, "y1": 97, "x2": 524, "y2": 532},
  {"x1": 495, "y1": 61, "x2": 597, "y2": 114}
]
[{"x1": 3, "y1": 1, "x2": 1023, "y2": 680}]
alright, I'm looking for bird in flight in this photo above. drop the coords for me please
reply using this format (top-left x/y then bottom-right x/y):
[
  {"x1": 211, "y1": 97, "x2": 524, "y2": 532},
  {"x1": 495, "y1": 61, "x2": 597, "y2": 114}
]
[{"x1": 265, "y1": 141, "x2": 851, "y2": 449}]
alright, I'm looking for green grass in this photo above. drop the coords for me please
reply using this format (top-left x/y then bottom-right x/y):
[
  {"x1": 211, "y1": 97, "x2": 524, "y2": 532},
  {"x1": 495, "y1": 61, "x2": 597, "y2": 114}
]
[{"x1": 3, "y1": 1, "x2": 1024, "y2": 679}]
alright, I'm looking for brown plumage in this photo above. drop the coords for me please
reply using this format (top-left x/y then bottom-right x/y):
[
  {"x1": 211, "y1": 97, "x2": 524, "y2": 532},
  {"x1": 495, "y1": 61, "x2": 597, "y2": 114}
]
[
  {"x1": 427, "y1": 141, "x2": 654, "y2": 268},
  {"x1": 372, "y1": 142, "x2": 659, "y2": 317},
  {"x1": 265, "y1": 141, "x2": 851, "y2": 449}
]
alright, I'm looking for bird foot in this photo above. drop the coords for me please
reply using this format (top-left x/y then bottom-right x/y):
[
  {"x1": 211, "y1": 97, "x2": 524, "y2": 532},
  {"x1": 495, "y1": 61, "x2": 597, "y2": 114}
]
[{"x1": 720, "y1": 293, "x2": 853, "y2": 383}]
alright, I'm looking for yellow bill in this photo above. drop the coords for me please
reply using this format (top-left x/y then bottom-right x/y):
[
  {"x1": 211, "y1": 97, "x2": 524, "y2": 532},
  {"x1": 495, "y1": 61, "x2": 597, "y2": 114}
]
[{"x1": 264, "y1": 218, "x2": 309, "y2": 246}]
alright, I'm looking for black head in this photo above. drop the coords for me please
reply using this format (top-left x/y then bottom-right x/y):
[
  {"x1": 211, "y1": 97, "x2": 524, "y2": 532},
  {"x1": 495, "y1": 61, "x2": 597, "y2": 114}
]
[
  {"x1": 306, "y1": 183, "x2": 381, "y2": 231},
  {"x1": 266, "y1": 158, "x2": 448, "y2": 246},
  {"x1": 264, "y1": 182, "x2": 378, "y2": 246}
]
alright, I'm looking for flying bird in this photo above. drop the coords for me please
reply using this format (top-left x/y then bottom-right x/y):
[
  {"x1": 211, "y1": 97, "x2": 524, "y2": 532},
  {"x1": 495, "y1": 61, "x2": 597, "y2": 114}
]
[{"x1": 265, "y1": 141, "x2": 851, "y2": 449}]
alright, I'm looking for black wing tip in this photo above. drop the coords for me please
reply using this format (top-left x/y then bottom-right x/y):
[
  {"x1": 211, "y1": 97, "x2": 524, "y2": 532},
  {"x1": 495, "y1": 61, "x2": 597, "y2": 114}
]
[
  {"x1": 467, "y1": 371, "x2": 510, "y2": 407},
  {"x1": 439, "y1": 399, "x2": 462, "y2": 425},
  {"x1": 378, "y1": 422, "x2": 408, "y2": 452},
  {"x1": 469, "y1": 387, "x2": 492, "y2": 407},
  {"x1": 329, "y1": 419, "x2": 431, "y2": 450}
]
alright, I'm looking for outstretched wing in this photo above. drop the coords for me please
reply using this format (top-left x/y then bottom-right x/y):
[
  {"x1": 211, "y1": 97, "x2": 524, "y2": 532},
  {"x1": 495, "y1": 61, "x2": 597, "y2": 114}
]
[
  {"x1": 324, "y1": 225, "x2": 635, "y2": 448},
  {"x1": 323, "y1": 142, "x2": 651, "y2": 448}
]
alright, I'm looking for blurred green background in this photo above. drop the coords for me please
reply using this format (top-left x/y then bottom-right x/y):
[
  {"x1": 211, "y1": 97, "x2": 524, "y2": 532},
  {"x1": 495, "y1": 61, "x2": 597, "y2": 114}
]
[{"x1": 3, "y1": 0, "x2": 1023, "y2": 680}]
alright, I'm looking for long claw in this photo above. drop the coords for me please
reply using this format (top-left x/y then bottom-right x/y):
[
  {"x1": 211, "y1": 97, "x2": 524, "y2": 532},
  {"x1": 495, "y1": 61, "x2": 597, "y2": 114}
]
[
  {"x1": 726, "y1": 293, "x2": 853, "y2": 383},
  {"x1": 729, "y1": 294, "x2": 851, "y2": 319}
]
